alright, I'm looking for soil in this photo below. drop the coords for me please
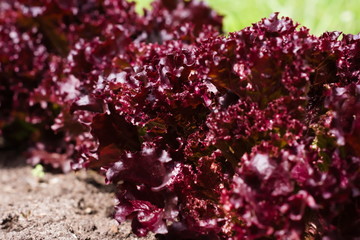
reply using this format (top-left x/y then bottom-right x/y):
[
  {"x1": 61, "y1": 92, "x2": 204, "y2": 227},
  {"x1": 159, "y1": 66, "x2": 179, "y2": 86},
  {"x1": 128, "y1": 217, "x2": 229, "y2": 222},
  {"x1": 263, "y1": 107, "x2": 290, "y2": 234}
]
[{"x1": 0, "y1": 151, "x2": 155, "y2": 240}]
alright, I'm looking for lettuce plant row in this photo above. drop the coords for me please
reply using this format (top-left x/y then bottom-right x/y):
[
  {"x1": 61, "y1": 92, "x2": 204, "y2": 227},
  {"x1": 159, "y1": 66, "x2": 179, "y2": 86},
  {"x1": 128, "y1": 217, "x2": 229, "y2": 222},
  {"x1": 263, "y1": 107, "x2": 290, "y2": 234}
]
[{"x1": 1, "y1": 0, "x2": 359, "y2": 239}]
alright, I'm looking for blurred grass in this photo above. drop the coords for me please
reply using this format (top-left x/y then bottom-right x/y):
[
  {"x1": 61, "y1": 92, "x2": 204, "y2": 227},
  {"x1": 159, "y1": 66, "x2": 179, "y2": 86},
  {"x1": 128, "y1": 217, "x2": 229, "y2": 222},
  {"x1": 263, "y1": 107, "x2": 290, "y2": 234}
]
[{"x1": 130, "y1": 0, "x2": 360, "y2": 35}]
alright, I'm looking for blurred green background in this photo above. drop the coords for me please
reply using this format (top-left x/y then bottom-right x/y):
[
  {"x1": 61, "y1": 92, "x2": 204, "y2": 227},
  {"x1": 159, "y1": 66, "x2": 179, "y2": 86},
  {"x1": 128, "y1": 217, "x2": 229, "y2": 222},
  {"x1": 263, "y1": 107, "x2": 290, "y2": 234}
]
[{"x1": 130, "y1": 0, "x2": 360, "y2": 35}]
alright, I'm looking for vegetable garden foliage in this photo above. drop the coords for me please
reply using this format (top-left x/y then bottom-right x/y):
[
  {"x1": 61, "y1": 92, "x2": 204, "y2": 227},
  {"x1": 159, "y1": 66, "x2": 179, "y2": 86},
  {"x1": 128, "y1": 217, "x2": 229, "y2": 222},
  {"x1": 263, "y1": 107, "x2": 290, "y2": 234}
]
[{"x1": 0, "y1": 0, "x2": 359, "y2": 239}]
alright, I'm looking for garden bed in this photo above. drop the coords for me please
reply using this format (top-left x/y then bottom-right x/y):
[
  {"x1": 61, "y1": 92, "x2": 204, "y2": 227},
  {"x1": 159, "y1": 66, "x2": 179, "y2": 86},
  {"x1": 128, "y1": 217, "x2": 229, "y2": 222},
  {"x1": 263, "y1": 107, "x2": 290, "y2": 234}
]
[{"x1": 0, "y1": 153, "x2": 155, "y2": 240}]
